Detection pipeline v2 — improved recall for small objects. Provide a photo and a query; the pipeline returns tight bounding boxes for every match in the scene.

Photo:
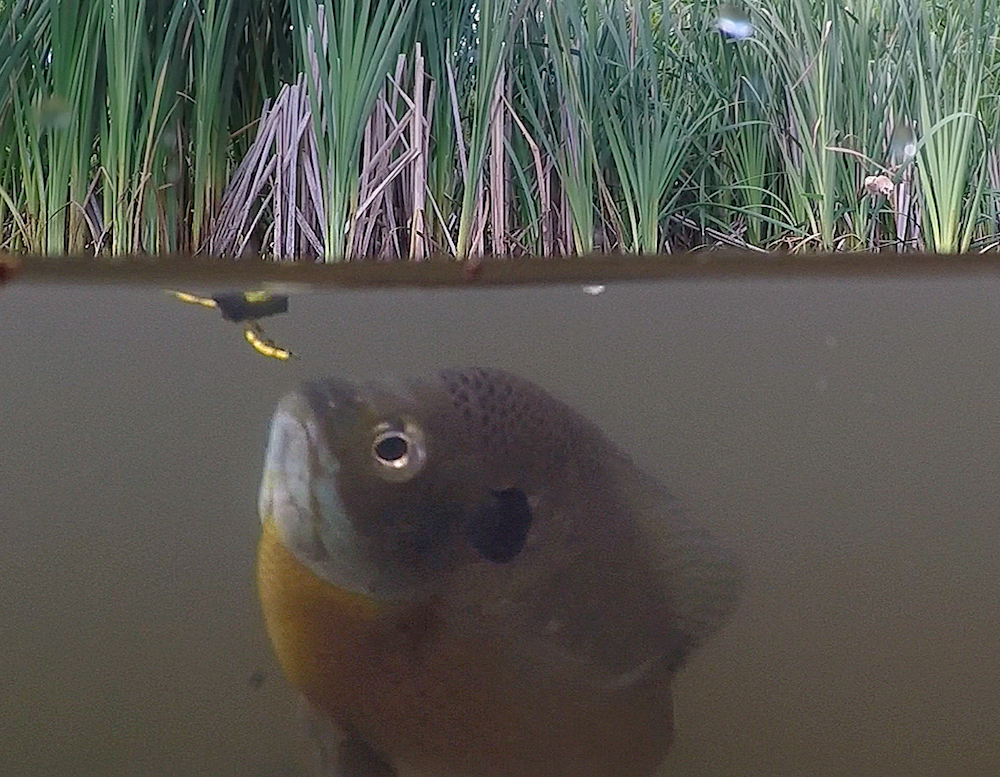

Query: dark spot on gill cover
[464,488,533,563]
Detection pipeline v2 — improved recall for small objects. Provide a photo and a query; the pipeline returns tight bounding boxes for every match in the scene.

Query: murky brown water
[2,272,998,776]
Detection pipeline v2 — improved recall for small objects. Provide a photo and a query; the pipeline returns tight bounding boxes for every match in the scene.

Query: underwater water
[1,266,998,777]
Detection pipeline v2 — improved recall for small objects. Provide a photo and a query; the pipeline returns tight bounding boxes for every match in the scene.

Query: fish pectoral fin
[337,738,398,777]
[567,655,660,692]
[299,696,397,777]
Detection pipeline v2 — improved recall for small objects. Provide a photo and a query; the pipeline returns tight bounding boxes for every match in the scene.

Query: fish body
[257,368,741,777]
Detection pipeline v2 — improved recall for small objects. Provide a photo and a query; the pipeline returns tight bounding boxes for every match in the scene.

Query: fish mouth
[258,385,399,599]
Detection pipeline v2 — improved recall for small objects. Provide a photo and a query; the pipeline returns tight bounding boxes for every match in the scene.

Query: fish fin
[650,503,744,672]
[299,696,397,777]
[582,523,741,686]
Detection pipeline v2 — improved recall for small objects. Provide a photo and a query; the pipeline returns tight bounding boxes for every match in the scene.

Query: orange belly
[256,519,674,777]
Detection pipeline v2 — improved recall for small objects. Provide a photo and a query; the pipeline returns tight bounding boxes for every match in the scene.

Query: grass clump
[2,0,1000,259]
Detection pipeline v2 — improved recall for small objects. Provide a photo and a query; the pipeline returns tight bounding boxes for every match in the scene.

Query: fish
[256,367,742,777]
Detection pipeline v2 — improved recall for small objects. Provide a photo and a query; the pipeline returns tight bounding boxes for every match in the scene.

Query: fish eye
[371,421,427,482]
[374,434,408,462]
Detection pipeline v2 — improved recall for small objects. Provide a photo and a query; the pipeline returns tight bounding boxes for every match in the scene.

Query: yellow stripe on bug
[244,325,294,360]
[166,289,218,309]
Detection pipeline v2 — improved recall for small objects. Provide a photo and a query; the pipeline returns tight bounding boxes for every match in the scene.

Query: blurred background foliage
[1,0,1000,259]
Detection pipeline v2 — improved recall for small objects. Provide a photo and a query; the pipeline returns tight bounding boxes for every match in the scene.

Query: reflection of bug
[167,289,295,361]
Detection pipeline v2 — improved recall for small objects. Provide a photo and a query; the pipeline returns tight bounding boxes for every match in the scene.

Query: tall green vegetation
[294,0,416,258]
[910,0,992,253]
[2,0,1000,258]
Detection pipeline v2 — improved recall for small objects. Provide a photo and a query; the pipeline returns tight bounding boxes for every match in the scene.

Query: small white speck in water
[582,285,606,295]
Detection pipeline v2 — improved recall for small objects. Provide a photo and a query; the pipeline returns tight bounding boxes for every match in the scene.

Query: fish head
[258,373,511,602]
